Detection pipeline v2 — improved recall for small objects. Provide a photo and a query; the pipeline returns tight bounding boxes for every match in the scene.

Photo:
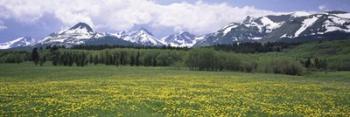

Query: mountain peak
[41,22,96,46]
[178,31,191,35]
[68,22,94,33]
[243,16,254,23]
[137,28,153,36]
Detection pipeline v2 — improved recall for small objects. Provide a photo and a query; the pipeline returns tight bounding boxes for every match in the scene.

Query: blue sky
[0,0,349,43]
[157,0,350,12]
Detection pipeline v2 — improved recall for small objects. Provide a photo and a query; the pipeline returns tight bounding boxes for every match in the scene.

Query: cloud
[0,0,278,35]
[318,5,327,11]
[0,21,6,31]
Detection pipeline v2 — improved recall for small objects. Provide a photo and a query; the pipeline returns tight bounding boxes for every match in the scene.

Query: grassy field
[0,63,350,116]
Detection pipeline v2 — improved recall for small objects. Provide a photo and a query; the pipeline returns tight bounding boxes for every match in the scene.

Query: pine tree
[136,51,140,66]
[51,48,60,66]
[130,53,135,66]
[31,48,40,65]
[314,57,321,69]
[305,58,312,68]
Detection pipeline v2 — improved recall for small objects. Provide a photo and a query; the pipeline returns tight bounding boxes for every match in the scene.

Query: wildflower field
[0,63,349,116]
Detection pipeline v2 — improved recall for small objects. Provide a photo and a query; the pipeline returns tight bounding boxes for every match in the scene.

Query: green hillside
[285,39,350,70]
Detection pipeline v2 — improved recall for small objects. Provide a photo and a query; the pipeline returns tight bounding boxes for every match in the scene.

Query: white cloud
[0,0,278,35]
[318,5,327,11]
[0,21,6,31]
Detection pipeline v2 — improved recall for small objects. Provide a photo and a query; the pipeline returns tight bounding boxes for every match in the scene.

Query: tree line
[211,42,300,53]
[28,47,332,76]
[37,47,184,67]
[185,48,307,75]
[0,44,333,76]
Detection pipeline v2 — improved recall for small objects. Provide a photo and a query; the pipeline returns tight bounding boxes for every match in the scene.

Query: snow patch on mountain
[241,16,284,34]
[259,17,284,33]
[222,23,239,36]
[294,16,319,37]
[324,15,350,33]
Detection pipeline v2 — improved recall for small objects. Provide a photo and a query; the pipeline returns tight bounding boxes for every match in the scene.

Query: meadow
[0,63,350,116]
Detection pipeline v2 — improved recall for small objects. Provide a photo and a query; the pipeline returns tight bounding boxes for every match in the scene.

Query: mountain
[40,24,198,47]
[122,28,165,46]
[161,31,203,47]
[0,37,36,49]
[39,22,133,47]
[196,11,350,46]
[39,23,163,47]
[40,22,99,47]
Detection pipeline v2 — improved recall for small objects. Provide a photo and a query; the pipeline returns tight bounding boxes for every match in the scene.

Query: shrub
[185,49,219,71]
[218,53,241,71]
[269,59,306,76]
[240,61,257,73]
[156,51,182,66]
[186,49,243,72]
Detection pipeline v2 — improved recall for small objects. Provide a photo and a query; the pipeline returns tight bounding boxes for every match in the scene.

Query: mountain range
[1,11,350,49]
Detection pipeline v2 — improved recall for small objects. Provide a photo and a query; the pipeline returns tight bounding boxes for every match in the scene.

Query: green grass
[0,63,350,116]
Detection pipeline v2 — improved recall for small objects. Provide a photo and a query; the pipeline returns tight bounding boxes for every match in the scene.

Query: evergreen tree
[130,53,135,66]
[31,48,40,65]
[314,57,321,69]
[305,58,312,68]
[51,48,60,66]
[136,51,140,66]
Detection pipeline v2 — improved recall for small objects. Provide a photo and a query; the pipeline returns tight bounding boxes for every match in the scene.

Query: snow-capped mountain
[161,31,202,47]
[40,22,112,47]
[39,23,164,47]
[122,28,165,46]
[196,11,350,46]
[0,37,36,49]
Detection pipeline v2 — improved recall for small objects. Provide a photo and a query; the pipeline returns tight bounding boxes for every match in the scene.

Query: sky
[0,0,349,43]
